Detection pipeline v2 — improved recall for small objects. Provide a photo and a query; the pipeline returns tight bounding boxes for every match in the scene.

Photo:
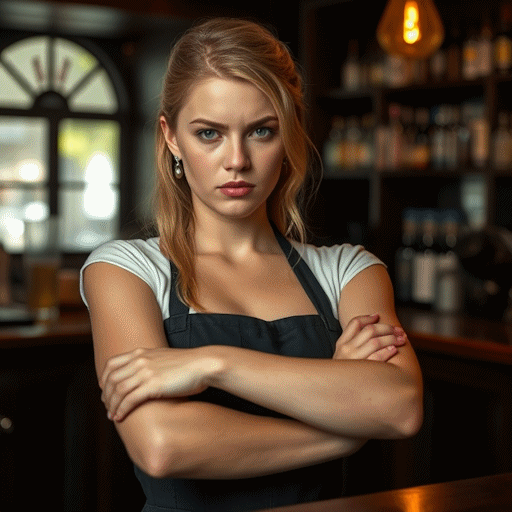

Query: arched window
[0,35,126,253]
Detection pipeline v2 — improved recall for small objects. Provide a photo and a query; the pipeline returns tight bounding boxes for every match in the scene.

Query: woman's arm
[101,264,422,440]
[206,265,422,438]
[84,262,365,479]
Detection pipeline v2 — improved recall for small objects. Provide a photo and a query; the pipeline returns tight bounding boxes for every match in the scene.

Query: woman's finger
[102,359,143,405]
[100,348,145,389]
[341,313,380,343]
[336,332,400,360]
[350,323,397,349]
[367,345,398,362]
[110,381,154,421]
[106,372,145,419]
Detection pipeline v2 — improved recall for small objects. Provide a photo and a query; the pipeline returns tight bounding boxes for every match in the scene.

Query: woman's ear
[160,115,181,158]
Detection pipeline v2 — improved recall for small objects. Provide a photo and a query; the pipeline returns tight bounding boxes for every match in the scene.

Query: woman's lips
[219,181,255,197]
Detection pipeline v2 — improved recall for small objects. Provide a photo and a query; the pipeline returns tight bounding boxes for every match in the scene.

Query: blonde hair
[154,17,318,310]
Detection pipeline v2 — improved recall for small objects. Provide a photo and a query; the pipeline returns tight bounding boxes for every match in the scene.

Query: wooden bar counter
[259,472,512,512]
[0,308,92,347]
[398,306,512,365]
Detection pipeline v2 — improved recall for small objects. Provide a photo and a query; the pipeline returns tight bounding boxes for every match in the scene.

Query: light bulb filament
[404,1,421,44]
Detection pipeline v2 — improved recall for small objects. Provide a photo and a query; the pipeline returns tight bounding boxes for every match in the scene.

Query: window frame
[0,31,131,259]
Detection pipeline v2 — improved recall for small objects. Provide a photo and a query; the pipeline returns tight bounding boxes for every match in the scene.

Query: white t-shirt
[79,237,385,321]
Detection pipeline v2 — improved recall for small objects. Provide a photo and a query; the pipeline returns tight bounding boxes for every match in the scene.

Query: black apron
[135,227,344,512]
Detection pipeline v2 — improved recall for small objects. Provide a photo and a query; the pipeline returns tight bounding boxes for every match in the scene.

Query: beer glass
[24,216,60,322]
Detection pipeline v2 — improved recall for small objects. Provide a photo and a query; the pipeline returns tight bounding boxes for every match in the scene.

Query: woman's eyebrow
[189,115,279,130]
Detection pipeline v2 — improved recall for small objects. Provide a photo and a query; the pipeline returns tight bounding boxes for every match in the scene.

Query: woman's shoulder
[82,237,169,276]
[291,240,385,274]
[80,237,171,310]
[290,240,386,309]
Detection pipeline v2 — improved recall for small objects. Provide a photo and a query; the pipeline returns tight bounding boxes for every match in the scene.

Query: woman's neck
[193,213,281,259]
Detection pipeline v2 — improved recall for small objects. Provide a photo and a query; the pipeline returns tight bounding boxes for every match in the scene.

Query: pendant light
[376,0,445,59]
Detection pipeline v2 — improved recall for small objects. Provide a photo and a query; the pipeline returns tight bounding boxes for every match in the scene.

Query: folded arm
[84,262,365,479]
[98,262,423,437]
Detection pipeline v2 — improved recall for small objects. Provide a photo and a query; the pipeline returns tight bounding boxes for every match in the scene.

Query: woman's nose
[224,139,250,171]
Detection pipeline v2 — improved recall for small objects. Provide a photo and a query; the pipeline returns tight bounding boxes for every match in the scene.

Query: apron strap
[271,223,341,334]
[166,260,189,332]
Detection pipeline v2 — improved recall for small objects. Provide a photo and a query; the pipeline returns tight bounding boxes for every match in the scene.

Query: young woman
[81,17,423,512]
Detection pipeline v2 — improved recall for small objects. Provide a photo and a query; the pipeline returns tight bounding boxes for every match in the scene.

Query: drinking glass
[24,216,61,322]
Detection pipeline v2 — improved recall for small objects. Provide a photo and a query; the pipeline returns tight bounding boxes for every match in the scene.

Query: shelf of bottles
[395,207,464,314]
[304,0,512,320]
[394,206,512,321]
[321,1,512,178]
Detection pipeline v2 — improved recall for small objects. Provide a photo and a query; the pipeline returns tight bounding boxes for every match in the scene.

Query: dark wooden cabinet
[0,316,145,512]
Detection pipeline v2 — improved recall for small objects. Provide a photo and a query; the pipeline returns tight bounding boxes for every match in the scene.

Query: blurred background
[1,1,512,510]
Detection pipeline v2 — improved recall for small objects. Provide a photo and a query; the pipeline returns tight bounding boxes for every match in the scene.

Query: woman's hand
[100,347,221,422]
[333,313,406,362]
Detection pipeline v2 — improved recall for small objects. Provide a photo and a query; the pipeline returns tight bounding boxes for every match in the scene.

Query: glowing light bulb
[377,0,444,59]
[403,2,421,44]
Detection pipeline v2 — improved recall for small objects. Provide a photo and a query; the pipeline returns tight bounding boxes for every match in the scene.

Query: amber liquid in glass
[27,259,59,317]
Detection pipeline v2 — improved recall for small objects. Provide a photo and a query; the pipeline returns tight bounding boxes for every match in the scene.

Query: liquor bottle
[444,105,459,170]
[359,114,375,170]
[457,104,472,168]
[395,208,420,305]
[462,24,480,80]
[400,106,416,169]
[476,18,493,77]
[345,116,362,171]
[494,1,512,75]
[412,209,440,309]
[470,103,490,168]
[387,103,403,170]
[435,209,463,313]
[374,118,388,172]
[446,23,462,82]
[342,39,360,91]
[323,117,345,173]
[430,105,446,170]
[492,111,512,170]
[413,107,431,170]
[430,46,447,82]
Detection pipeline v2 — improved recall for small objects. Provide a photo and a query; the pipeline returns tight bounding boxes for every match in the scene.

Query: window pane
[0,65,33,108]
[59,118,120,184]
[59,187,119,251]
[0,187,48,252]
[68,68,118,113]
[0,117,48,183]
[2,36,49,94]
[54,38,98,96]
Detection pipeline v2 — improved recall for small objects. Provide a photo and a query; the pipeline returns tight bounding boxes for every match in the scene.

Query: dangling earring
[174,155,183,179]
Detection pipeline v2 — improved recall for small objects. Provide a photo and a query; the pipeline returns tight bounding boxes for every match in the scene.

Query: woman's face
[161,78,285,224]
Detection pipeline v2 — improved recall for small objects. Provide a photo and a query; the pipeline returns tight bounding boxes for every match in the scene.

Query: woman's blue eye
[199,129,218,140]
[254,127,272,138]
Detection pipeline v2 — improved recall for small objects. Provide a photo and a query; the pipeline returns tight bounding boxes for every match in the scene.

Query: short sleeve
[79,238,171,318]
[291,241,386,320]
